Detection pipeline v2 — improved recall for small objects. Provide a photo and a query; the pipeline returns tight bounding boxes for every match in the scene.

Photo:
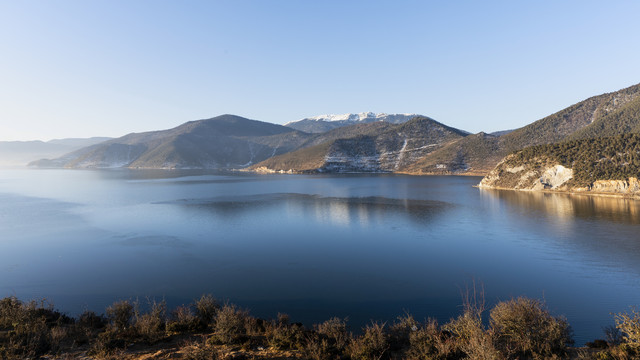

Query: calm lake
[1,169,639,344]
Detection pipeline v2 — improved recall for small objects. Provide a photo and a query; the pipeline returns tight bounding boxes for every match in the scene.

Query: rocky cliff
[480,159,640,196]
[478,155,575,191]
[587,178,640,195]
[478,134,640,197]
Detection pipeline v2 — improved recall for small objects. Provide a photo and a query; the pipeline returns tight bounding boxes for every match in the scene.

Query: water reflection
[119,169,236,181]
[128,176,258,185]
[479,189,640,225]
[3,170,640,345]
[116,235,192,248]
[161,193,453,227]
[479,188,640,276]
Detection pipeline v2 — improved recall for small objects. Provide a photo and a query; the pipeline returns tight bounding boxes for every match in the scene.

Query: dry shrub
[315,317,350,352]
[303,317,349,360]
[6,316,51,358]
[106,300,134,332]
[406,318,458,360]
[266,313,305,350]
[591,345,636,360]
[605,307,640,359]
[572,348,597,360]
[615,307,640,349]
[245,316,267,336]
[168,304,198,333]
[134,299,167,343]
[266,323,305,350]
[167,295,218,334]
[389,313,418,351]
[444,283,499,360]
[195,294,219,328]
[445,308,499,360]
[88,329,127,357]
[0,297,59,358]
[102,298,168,346]
[212,303,248,344]
[49,325,70,353]
[490,297,573,359]
[604,324,623,346]
[70,310,107,346]
[27,299,72,326]
[347,321,389,360]
[303,334,333,360]
[0,296,26,329]
[277,312,290,325]
[78,310,107,329]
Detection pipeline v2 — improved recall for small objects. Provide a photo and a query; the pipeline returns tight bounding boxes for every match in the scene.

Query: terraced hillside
[251,116,467,173]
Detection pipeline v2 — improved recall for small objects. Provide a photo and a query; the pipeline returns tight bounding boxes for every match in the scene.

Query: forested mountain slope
[252,116,467,173]
[408,83,640,175]
[30,115,311,169]
[479,133,640,195]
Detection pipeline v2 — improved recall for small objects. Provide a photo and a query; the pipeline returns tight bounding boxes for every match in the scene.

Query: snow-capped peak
[286,112,421,125]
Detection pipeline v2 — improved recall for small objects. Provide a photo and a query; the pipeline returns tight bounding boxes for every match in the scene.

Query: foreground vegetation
[1,294,639,359]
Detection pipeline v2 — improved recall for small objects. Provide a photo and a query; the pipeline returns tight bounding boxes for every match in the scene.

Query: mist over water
[1,169,639,344]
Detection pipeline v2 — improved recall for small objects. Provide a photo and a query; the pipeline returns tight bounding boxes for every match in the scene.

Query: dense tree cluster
[509,133,640,187]
[501,84,640,154]
[570,91,640,140]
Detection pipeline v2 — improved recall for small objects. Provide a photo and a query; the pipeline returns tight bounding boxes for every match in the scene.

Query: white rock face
[531,165,574,190]
[506,165,525,173]
[481,158,640,197]
[478,156,574,191]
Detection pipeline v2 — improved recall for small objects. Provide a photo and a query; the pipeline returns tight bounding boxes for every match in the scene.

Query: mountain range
[403,82,640,175]
[26,82,640,178]
[253,116,466,173]
[30,115,310,169]
[0,137,111,167]
[284,112,422,133]
[253,82,640,175]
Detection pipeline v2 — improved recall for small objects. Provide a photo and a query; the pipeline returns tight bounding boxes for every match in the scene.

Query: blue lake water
[1,169,639,344]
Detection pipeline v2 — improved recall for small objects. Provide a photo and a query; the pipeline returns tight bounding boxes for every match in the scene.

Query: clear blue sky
[1,0,639,141]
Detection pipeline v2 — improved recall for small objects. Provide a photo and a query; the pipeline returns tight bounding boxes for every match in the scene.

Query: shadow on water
[159,193,454,227]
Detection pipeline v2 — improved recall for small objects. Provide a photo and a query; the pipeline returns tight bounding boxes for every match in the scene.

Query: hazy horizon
[2,1,639,141]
